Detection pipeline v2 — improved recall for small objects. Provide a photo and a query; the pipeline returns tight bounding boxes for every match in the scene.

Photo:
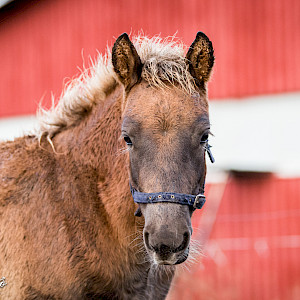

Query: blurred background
[0,0,299,299]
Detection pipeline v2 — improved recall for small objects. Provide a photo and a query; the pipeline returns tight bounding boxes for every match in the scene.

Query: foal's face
[112,32,214,265]
[122,82,210,264]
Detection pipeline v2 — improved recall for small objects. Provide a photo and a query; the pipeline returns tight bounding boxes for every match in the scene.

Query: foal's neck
[54,87,122,171]
[53,86,140,246]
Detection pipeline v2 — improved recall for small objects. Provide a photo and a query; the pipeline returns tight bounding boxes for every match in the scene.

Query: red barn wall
[0,0,300,117]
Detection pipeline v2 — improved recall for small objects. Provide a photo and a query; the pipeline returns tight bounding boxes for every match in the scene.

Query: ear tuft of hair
[112,33,143,91]
[186,32,214,86]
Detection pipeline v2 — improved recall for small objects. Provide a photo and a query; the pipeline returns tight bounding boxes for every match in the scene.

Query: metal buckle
[194,194,202,209]
[193,194,205,209]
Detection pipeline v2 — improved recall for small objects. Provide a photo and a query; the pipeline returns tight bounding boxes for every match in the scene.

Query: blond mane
[38,35,197,138]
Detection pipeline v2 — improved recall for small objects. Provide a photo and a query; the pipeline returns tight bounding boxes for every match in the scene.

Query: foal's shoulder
[0,136,56,205]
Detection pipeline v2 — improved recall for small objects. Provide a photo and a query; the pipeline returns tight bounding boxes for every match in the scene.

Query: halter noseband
[131,142,215,216]
[131,186,206,209]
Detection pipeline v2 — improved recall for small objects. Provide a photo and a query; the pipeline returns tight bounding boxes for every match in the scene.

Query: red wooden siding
[0,0,300,117]
[168,176,300,300]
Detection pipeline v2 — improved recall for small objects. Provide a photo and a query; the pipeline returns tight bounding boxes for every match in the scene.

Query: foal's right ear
[112,33,142,91]
[186,32,214,87]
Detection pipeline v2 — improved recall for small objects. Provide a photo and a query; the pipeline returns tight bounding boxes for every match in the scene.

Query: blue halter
[130,142,215,216]
[130,185,206,209]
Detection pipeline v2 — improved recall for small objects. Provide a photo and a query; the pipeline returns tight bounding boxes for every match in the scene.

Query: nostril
[174,231,190,253]
[183,231,189,239]
[144,231,152,250]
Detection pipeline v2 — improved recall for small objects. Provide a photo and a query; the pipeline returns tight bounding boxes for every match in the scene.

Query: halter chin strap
[131,142,214,216]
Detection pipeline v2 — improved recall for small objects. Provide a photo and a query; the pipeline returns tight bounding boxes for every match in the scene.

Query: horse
[0,32,214,299]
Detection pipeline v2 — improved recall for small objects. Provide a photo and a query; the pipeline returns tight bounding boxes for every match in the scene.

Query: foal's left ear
[112,33,142,91]
[186,32,214,86]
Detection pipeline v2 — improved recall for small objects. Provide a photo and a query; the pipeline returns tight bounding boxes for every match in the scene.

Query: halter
[131,142,215,216]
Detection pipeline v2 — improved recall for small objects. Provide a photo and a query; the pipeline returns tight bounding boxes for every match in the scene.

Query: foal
[0,32,214,299]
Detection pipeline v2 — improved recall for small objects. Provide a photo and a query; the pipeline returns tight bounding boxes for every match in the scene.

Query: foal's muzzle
[143,221,191,265]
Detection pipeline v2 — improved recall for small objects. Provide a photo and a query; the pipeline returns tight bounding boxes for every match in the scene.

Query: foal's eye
[200,133,209,144]
[124,136,133,146]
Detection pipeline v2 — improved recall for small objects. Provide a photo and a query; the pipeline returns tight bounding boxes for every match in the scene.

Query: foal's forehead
[124,82,209,128]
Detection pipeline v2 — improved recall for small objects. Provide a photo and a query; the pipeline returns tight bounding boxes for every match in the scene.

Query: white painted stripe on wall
[0,115,39,141]
[206,92,300,179]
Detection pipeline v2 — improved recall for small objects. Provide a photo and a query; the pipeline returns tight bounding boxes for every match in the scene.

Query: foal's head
[112,33,214,265]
